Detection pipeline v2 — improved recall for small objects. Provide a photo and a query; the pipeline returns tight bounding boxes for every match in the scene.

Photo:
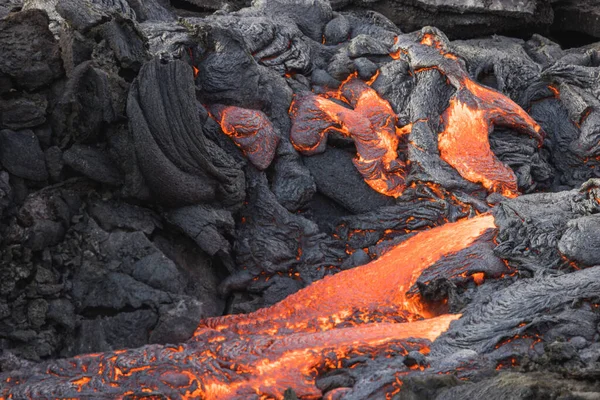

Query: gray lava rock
[0,93,47,130]
[149,298,205,344]
[342,0,554,39]
[303,147,395,214]
[65,310,157,356]
[131,252,184,295]
[165,205,234,258]
[27,299,48,328]
[553,0,600,39]
[0,129,48,181]
[0,9,64,90]
[88,198,159,234]
[559,214,600,266]
[51,62,115,144]
[63,144,122,185]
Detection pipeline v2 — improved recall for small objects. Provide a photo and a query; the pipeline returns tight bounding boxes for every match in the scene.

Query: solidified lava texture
[209,105,280,170]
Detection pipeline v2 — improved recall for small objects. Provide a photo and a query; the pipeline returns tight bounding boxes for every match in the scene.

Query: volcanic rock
[303,147,395,213]
[558,214,600,266]
[0,93,47,130]
[51,62,115,144]
[63,144,123,185]
[0,9,64,91]
[341,0,554,39]
[127,58,245,207]
[553,0,600,39]
[0,129,48,181]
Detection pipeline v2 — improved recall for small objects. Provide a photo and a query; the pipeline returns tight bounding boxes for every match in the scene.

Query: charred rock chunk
[0,9,64,91]
[252,0,333,42]
[63,144,123,185]
[553,0,600,40]
[343,0,553,39]
[51,62,115,144]
[55,0,110,32]
[0,129,48,182]
[164,204,234,259]
[127,58,245,207]
[303,147,394,213]
[0,93,47,130]
[88,197,159,234]
[92,16,149,72]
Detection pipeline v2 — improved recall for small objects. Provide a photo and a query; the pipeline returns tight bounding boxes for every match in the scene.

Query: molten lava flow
[438,79,544,197]
[1,208,493,400]
[290,78,407,197]
[197,214,496,336]
[209,104,280,170]
[401,31,546,197]
[0,316,459,400]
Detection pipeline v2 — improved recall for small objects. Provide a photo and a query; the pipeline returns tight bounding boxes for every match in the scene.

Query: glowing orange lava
[197,214,495,336]
[290,78,407,197]
[406,31,546,197]
[209,105,280,170]
[438,78,544,197]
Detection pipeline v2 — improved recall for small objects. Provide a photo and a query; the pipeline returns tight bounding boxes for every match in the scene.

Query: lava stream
[197,214,496,336]
[0,316,458,400]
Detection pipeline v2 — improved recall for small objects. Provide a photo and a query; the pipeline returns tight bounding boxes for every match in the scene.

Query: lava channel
[197,214,496,336]
[1,215,495,400]
[0,316,458,400]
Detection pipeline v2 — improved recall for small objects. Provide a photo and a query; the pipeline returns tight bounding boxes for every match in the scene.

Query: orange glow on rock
[210,105,280,170]
[471,272,485,285]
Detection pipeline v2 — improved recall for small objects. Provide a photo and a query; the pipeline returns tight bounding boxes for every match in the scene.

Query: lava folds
[413,31,545,197]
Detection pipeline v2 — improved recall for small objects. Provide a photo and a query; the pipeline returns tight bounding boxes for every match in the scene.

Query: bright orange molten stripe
[197,214,496,335]
[201,315,460,400]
